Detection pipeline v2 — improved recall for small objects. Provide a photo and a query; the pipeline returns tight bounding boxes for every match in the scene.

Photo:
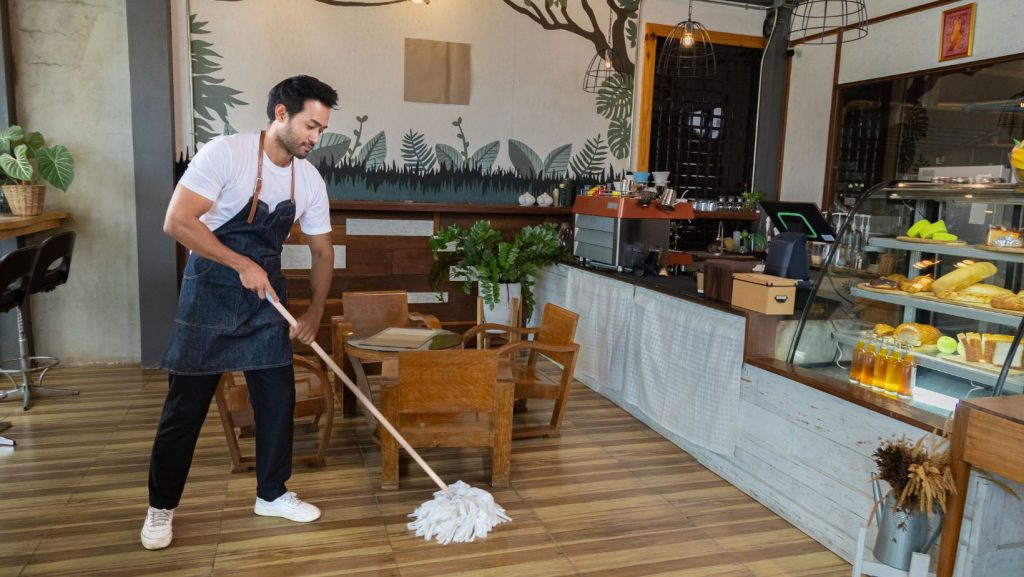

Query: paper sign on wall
[404,38,470,105]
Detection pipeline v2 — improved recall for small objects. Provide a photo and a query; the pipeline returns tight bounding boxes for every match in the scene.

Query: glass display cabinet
[787,181,1024,417]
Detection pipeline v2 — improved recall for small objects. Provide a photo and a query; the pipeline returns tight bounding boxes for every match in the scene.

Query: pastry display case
[786,181,1024,417]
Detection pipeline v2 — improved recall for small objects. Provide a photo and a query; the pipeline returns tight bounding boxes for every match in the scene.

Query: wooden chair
[330,290,441,416]
[214,355,335,473]
[463,303,580,439]
[379,350,513,489]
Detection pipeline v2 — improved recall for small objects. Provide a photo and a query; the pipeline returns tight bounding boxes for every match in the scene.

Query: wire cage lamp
[583,8,624,94]
[790,0,868,45]
[656,0,716,78]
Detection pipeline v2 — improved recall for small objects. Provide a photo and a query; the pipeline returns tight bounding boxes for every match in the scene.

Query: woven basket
[2,184,45,216]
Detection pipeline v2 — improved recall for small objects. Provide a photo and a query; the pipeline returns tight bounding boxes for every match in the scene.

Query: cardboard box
[731,273,798,315]
[696,271,704,293]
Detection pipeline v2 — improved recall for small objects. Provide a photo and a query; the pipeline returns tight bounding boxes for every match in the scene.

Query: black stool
[0,231,79,410]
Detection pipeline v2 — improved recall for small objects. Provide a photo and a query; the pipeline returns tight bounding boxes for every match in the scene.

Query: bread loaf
[930,262,998,296]
[893,323,941,346]
[958,283,1013,298]
[992,294,1024,312]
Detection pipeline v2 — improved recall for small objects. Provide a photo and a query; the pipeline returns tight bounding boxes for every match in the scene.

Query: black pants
[148,364,296,509]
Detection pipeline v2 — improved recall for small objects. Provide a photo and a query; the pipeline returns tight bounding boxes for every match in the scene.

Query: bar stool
[0,231,79,410]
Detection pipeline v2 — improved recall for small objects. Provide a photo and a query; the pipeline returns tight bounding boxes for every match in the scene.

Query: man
[141,75,337,550]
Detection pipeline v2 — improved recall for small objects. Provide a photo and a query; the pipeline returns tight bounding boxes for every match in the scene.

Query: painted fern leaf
[570,133,609,178]
[608,117,631,160]
[401,130,436,172]
[308,132,351,168]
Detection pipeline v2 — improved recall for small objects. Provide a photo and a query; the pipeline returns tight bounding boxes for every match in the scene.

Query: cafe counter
[533,264,1024,576]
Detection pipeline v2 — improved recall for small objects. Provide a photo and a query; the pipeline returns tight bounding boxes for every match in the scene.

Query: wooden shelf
[693,211,760,221]
[328,200,572,215]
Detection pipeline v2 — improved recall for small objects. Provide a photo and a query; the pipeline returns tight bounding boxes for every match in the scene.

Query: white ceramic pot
[536,192,554,207]
[479,282,522,326]
[518,192,536,206]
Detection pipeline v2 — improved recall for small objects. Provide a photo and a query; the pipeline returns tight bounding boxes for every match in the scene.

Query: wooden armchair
[214,355,335,473]
[379,350,513,489]
[463,303,580,439]
[330,290,441,415]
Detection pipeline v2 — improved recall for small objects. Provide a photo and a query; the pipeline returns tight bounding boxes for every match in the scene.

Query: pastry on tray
[898,275,933,294]
[874,323,895,337]
[939,283,1015,303]
[892,323,941,346]
[931,262,997,296]
[987,226,1024,248]
[991,294,1024,312]
[988,334,1024,368]
[958,332,983,362]
[867,277,900,290]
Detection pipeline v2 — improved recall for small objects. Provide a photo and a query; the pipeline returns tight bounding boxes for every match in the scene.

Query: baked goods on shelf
[874,323,895,337]
[930,262,998,297]
[987,226,1023,248]
[892,323,941,346]
[940,283,1015,303]
[991,294,1024,312]
[898,275,933,294]
[958,332,983,362]
[955,332,1024,367]
[867,277,900,290]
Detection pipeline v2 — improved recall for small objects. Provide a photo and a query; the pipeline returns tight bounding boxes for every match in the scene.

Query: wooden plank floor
[0,365,851,577]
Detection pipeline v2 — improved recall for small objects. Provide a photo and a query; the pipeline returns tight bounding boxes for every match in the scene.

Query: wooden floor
[0,365,851,577]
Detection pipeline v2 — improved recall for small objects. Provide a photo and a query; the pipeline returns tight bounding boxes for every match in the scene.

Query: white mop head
[407,480,511,544]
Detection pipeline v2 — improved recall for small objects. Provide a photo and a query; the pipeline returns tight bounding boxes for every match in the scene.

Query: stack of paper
[359,327,440,350]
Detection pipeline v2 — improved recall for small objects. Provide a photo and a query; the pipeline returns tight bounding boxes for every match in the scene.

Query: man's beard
[277,125,309,160]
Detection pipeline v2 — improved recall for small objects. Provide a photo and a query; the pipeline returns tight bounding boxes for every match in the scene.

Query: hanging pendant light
[657,0,716,78]
[583,9,622,94]
[790,0,868,45]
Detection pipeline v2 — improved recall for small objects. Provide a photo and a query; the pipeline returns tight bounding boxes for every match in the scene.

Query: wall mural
[186,1,639,203]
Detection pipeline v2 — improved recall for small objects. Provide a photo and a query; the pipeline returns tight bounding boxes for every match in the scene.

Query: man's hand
[237,260,279,302]
[290,308,322,344]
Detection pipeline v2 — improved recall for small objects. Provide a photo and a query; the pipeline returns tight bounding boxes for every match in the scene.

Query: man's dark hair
[266,75,339,121]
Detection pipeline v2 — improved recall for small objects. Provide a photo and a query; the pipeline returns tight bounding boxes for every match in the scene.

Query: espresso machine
[573,194,694,273]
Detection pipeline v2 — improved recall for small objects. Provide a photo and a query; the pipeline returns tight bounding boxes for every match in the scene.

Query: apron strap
[246,130,296,224]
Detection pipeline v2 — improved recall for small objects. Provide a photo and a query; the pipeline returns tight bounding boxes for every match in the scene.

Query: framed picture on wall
[939,3,976,62]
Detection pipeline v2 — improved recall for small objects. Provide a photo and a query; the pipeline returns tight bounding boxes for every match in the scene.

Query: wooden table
[0,211,70,242]
[343,329,464,430]
[937,396,1024,577]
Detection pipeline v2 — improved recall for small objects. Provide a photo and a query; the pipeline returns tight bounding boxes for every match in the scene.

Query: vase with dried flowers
[870,432,955,570]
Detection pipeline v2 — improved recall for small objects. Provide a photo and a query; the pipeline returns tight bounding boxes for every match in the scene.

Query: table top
[344,328,463,362]
[0,210,69,241]
[962,395,1024,427]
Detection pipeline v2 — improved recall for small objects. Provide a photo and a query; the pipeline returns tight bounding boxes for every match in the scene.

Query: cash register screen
[758,201,836,242]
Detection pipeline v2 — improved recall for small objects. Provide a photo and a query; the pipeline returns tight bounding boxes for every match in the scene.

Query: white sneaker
[140,506,174,550]
[254,491,321,522]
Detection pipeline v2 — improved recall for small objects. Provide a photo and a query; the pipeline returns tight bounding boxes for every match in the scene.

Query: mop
[268,297,510,544]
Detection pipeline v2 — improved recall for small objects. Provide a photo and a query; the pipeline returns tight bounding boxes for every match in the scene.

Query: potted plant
[740,188,765,212]
[0,125,74,216]
[429,220,566,323]
[870,432,955,570]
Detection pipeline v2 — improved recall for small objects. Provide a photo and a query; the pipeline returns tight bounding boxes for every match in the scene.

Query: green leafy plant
[428,220,567,317]
[190,14,246,144]
[741,188,765,211]
[0,125,74,191]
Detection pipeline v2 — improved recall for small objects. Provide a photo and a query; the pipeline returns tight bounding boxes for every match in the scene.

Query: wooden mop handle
[268,297,453,497]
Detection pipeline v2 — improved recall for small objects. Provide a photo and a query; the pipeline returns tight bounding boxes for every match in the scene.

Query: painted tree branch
[501,0,635,76]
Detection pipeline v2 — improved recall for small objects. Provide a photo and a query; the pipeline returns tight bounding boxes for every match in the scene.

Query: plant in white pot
[0,125,74,216]
[429,220,566,324]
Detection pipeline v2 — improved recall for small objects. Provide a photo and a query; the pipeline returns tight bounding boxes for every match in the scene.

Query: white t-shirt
[178,131,332,235]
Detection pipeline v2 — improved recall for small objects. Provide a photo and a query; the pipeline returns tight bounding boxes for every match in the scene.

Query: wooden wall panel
[282,204,572,329]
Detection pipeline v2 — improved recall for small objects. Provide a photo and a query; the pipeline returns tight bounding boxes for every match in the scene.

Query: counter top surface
[568,263,950,433]
[329,199,572,214]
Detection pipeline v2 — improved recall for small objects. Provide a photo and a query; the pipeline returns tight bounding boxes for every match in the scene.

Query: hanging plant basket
[2,184,45,216]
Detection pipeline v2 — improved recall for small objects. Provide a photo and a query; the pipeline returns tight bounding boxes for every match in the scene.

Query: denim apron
[162,131,295,375]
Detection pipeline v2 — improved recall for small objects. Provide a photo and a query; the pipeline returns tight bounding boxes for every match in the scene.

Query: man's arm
[164,184,278,302]
[290,232,333,344]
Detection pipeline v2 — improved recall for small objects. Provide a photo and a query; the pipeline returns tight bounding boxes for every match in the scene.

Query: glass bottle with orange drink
[899,350,916,398]
[884,343,903,395]
[872,338,891,390]
[859,339,877,387]
[849,333,866,384]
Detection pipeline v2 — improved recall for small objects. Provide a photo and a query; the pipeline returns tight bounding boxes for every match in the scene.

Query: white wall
[11,0,140,364]
[781,0,1024,205]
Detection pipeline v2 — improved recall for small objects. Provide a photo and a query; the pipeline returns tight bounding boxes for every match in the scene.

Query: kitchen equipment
[573,195,694,272]
[652,171,670,186]
[657,188,678,210]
